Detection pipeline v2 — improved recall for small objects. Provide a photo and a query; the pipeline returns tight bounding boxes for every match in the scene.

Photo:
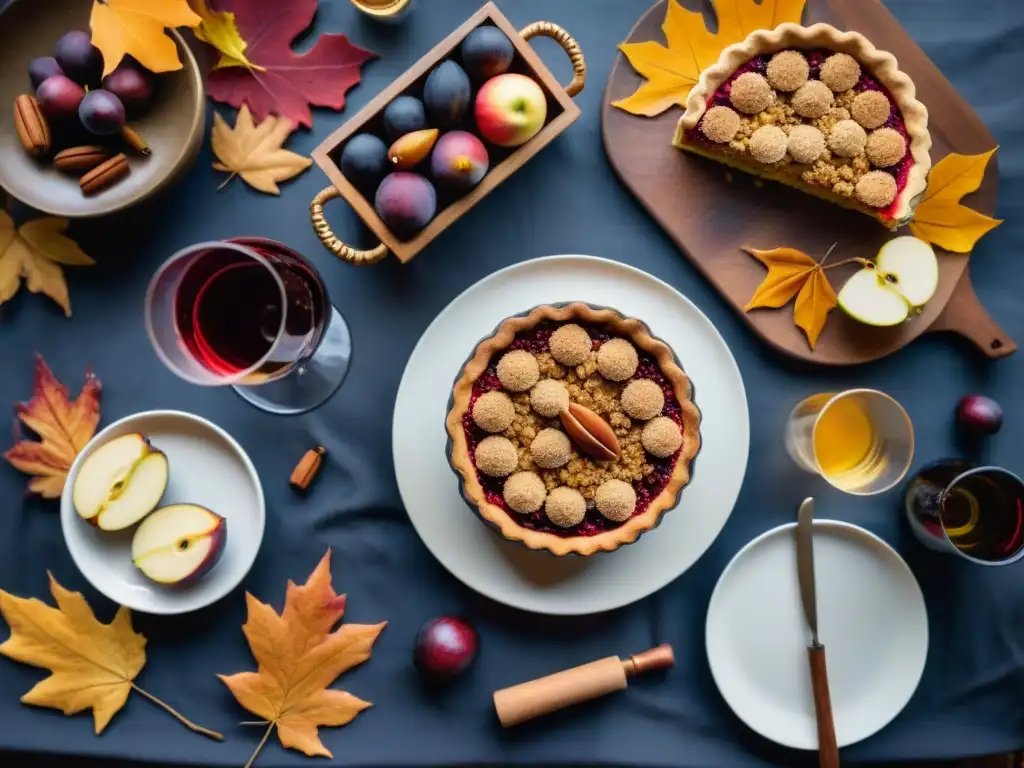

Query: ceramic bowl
[0,0,205,217]
[61,411,265,615]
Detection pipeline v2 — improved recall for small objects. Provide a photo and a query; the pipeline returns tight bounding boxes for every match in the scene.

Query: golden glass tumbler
[785,389,914,495]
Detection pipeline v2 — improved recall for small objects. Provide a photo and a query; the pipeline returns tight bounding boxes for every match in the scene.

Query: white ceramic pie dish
[60,410,264,614]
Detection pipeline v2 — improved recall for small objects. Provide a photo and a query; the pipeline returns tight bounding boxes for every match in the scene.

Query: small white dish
[61,411,264,615]
[393,254,749,615]
[706,520,928,750]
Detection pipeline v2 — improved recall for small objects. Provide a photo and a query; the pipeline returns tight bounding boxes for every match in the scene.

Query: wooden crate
[310,1,586,265]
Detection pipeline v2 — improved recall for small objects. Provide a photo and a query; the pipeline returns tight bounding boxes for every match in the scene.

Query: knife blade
[796,497,840,768]
[797,497,820,646]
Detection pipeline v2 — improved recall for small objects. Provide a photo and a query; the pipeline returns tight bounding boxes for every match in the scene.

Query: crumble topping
[476,435,518,477]
[642,417,683,458]
[473,390,515,433]
[851,90,890,129]
[596,479,637,522]
[855,170,898,207]
[865,127,906,168]
[828,119,867,158]
[549,323,591,366]
[787,124,826,164]
[819,53,861,92]
[530,378,570,418]
[701,106,741,143]
[767,51,809,92]
[596,338,639,381]
[730,72,775,114]
[545,487,586,528]
[621,379,665,421]
[749,125,788,164]
[503,471,546,514]
[497,349,539,392]
[531,428,572,469]
[791,80,833,119]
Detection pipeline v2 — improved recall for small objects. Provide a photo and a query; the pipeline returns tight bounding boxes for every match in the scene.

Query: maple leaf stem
[217,173,237,190]
[244,721,277,768]
[130,683,224,741]
[817,242,839,265]
[822,257,872,271]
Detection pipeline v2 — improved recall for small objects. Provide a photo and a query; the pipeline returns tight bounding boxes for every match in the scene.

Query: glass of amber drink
[785,389,914,496]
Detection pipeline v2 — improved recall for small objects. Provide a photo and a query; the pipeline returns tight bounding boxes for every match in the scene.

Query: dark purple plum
[460,27,514,81]
[375,173,436,239]
[79,89,126,136]
[54,30,104,88]
[29,57,64,90]
[36,75,86,119]
[339,133,388,195]
[431,131,489,192]
[102,65,154,114]
[957,394,1003,437]
[382,95,427,142]
[423,61,470,128]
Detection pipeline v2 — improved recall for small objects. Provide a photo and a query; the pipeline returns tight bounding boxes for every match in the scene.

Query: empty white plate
[393,255,749,615]
[706,520,928,750]
[61,411,265,614]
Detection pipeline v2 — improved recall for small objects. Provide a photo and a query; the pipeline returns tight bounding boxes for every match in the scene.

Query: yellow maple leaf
[189,0,261,71]
[90,0,202,77]
[0,573,221,739]
[744,246,837,350]
[212,105,312,195]
[909,148,1003,253]
[4,356,101,499]
[219,550,385,766]
[614,0,806,116]
[0,211,94,317]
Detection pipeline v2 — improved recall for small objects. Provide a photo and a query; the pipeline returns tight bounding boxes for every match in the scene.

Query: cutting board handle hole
[991,339,1004,350]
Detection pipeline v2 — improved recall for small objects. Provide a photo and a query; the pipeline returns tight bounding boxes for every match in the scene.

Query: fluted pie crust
[445,303,701,557]
[674,23,932,228]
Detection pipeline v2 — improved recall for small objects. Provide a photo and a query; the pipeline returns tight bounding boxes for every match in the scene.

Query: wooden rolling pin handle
[493,645,674,728]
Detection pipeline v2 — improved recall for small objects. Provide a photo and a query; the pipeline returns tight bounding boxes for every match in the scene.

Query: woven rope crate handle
[520,21,587,97]
[310,21,586,266]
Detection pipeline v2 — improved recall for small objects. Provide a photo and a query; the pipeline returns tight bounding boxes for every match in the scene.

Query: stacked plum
[339,25,551,239]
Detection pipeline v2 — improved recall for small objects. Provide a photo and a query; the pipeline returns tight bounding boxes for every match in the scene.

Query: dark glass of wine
[146,238,351,414]
[904,460,1024,565]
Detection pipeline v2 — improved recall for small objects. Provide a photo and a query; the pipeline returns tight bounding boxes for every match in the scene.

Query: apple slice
[838,267,910,327]
[876,236,939,308]
[73,433,169,531]
[131,504,227,586]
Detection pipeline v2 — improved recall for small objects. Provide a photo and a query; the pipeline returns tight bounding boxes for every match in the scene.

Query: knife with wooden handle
[797,497,840,768]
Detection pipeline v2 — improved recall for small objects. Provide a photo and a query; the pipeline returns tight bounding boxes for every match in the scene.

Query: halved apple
[73,433,169,531]
[131,504,227,585]
[838,236,939,327]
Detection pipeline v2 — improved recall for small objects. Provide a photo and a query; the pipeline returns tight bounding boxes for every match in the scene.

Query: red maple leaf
[206,0,375,129]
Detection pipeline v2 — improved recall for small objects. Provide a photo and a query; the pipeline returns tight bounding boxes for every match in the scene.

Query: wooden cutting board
[601,0,1015,365]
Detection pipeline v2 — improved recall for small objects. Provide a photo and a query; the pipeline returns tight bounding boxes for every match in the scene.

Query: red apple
[131,504,226,585]
[474,74,547,147]
[413,616,478,683]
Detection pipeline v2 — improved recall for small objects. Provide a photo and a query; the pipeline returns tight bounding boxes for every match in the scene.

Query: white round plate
[393,255,749,615]
[61,411,265,615]
[706,520,928,750]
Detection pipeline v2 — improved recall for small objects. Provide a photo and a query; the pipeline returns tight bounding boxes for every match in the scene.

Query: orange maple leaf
[4,356,101,498]
[744,247,838,350]
[614,0,806,116]
[909,148,1003,253]
[90,0,201,77]
[219,550,386,767]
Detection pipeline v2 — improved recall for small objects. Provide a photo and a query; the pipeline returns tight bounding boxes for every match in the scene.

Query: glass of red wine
[145,237,351,415]
[905,460,1024,565]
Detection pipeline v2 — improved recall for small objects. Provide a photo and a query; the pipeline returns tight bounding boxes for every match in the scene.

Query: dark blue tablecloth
[2,1,1023,766]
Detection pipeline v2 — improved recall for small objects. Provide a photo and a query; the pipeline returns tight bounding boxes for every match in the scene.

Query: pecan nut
[80,153,130,196]
[13,94,50,158]
[54,145,113,174]
[559,402,621,461]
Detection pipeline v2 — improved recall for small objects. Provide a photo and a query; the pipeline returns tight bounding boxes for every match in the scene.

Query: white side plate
[706,520,928,749]
[393,255,749,615]
[61,410,264,615]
